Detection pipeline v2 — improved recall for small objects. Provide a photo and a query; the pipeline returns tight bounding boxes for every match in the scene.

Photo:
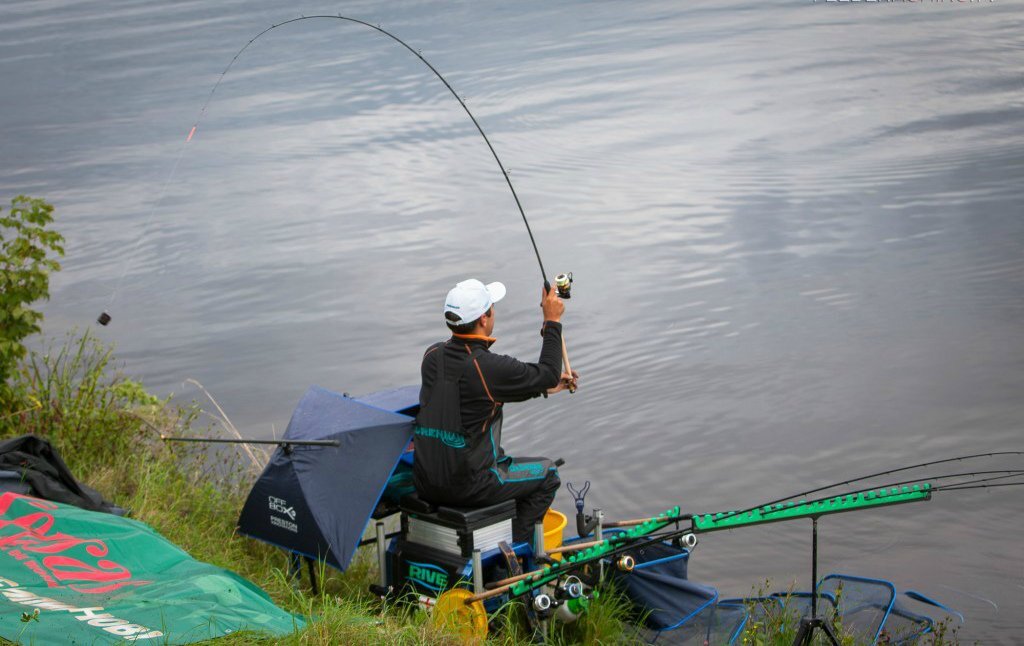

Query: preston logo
[508,462,545,478]
[406,561,449,592]
[414,426,466,449]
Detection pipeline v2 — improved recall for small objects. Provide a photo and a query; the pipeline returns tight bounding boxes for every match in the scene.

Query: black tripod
[791,517,840,646]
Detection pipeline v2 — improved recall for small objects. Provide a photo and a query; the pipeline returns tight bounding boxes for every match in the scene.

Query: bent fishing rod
[101,15,567,320]
[99,15,579,391]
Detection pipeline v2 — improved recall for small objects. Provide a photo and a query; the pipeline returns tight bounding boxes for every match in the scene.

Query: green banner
[0,492,302,644]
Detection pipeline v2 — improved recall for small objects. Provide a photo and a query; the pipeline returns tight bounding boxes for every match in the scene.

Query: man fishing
[413,279,577,544]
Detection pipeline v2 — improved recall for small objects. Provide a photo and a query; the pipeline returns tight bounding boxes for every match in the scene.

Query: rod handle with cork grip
[553,273,577,394]
[561,337,576,394]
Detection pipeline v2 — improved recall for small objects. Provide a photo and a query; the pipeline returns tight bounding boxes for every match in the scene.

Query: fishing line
[934,481,1024,493]
[749,470,1024,514]
[731,451,1024,518]
[936,584,999,611]
[929,470,1024,489]
[101,14,548,325]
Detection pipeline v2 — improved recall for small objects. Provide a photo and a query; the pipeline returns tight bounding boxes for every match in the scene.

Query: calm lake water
[2,0,1022,641]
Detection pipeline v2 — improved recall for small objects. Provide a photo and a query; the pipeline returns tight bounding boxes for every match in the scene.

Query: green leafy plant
[0,195,64,401]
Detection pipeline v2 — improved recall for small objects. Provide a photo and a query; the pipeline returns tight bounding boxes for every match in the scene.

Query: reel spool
[554,272,573,299]
[557,575,584,600]
[616,554,636,572]
[532,593,553,614]
[432,589,488,642]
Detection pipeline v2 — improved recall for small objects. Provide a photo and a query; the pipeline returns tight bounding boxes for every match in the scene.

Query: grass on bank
[0,331,961,645]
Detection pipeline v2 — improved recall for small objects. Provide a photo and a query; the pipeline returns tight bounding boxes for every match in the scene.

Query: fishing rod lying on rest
[468,482,934,605]
[466,466,1024,613]
[160,435,339,454]
[428,457,1024,645]
[459,463,1024,643]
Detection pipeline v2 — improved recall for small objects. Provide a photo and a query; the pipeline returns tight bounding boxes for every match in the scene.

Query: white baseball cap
[444,279,506,325]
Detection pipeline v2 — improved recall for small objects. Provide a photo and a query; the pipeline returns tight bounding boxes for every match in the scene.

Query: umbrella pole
[306,558,319,596]
[376,522,388,588]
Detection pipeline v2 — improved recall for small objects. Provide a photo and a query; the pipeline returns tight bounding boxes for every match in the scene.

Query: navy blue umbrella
[238,385,415,571]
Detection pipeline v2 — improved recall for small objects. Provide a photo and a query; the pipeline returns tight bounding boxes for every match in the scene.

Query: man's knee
[531,470,559,508]
[545,469,561,495]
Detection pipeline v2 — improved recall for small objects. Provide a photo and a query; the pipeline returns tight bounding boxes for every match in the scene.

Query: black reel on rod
[554,272,573,299]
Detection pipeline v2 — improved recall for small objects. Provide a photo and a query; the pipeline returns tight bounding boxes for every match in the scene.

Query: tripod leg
[793,617,814,646]
[791,617,841,646]
[818,618,842,646]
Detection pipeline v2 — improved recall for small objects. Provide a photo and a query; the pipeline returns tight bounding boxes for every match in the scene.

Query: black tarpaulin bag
[0,434,121,514]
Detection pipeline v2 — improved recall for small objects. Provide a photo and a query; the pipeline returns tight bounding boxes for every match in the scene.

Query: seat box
[401,498,516,558]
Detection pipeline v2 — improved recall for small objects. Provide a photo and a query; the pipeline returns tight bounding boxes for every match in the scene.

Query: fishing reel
[532,576,594,623]
[555,575,584,601]
[554,272,573,299]
[674,532,698,550]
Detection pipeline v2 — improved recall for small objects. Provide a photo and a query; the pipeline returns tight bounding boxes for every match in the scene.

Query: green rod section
[692,483,932,533]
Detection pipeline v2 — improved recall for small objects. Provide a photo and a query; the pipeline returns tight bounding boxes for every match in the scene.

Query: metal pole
[472,549,484,593]
[811,517,819,619]
[533,523,546,559]
[376,522,387,588]
[161,436,339,446]
[306,558,319,596]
